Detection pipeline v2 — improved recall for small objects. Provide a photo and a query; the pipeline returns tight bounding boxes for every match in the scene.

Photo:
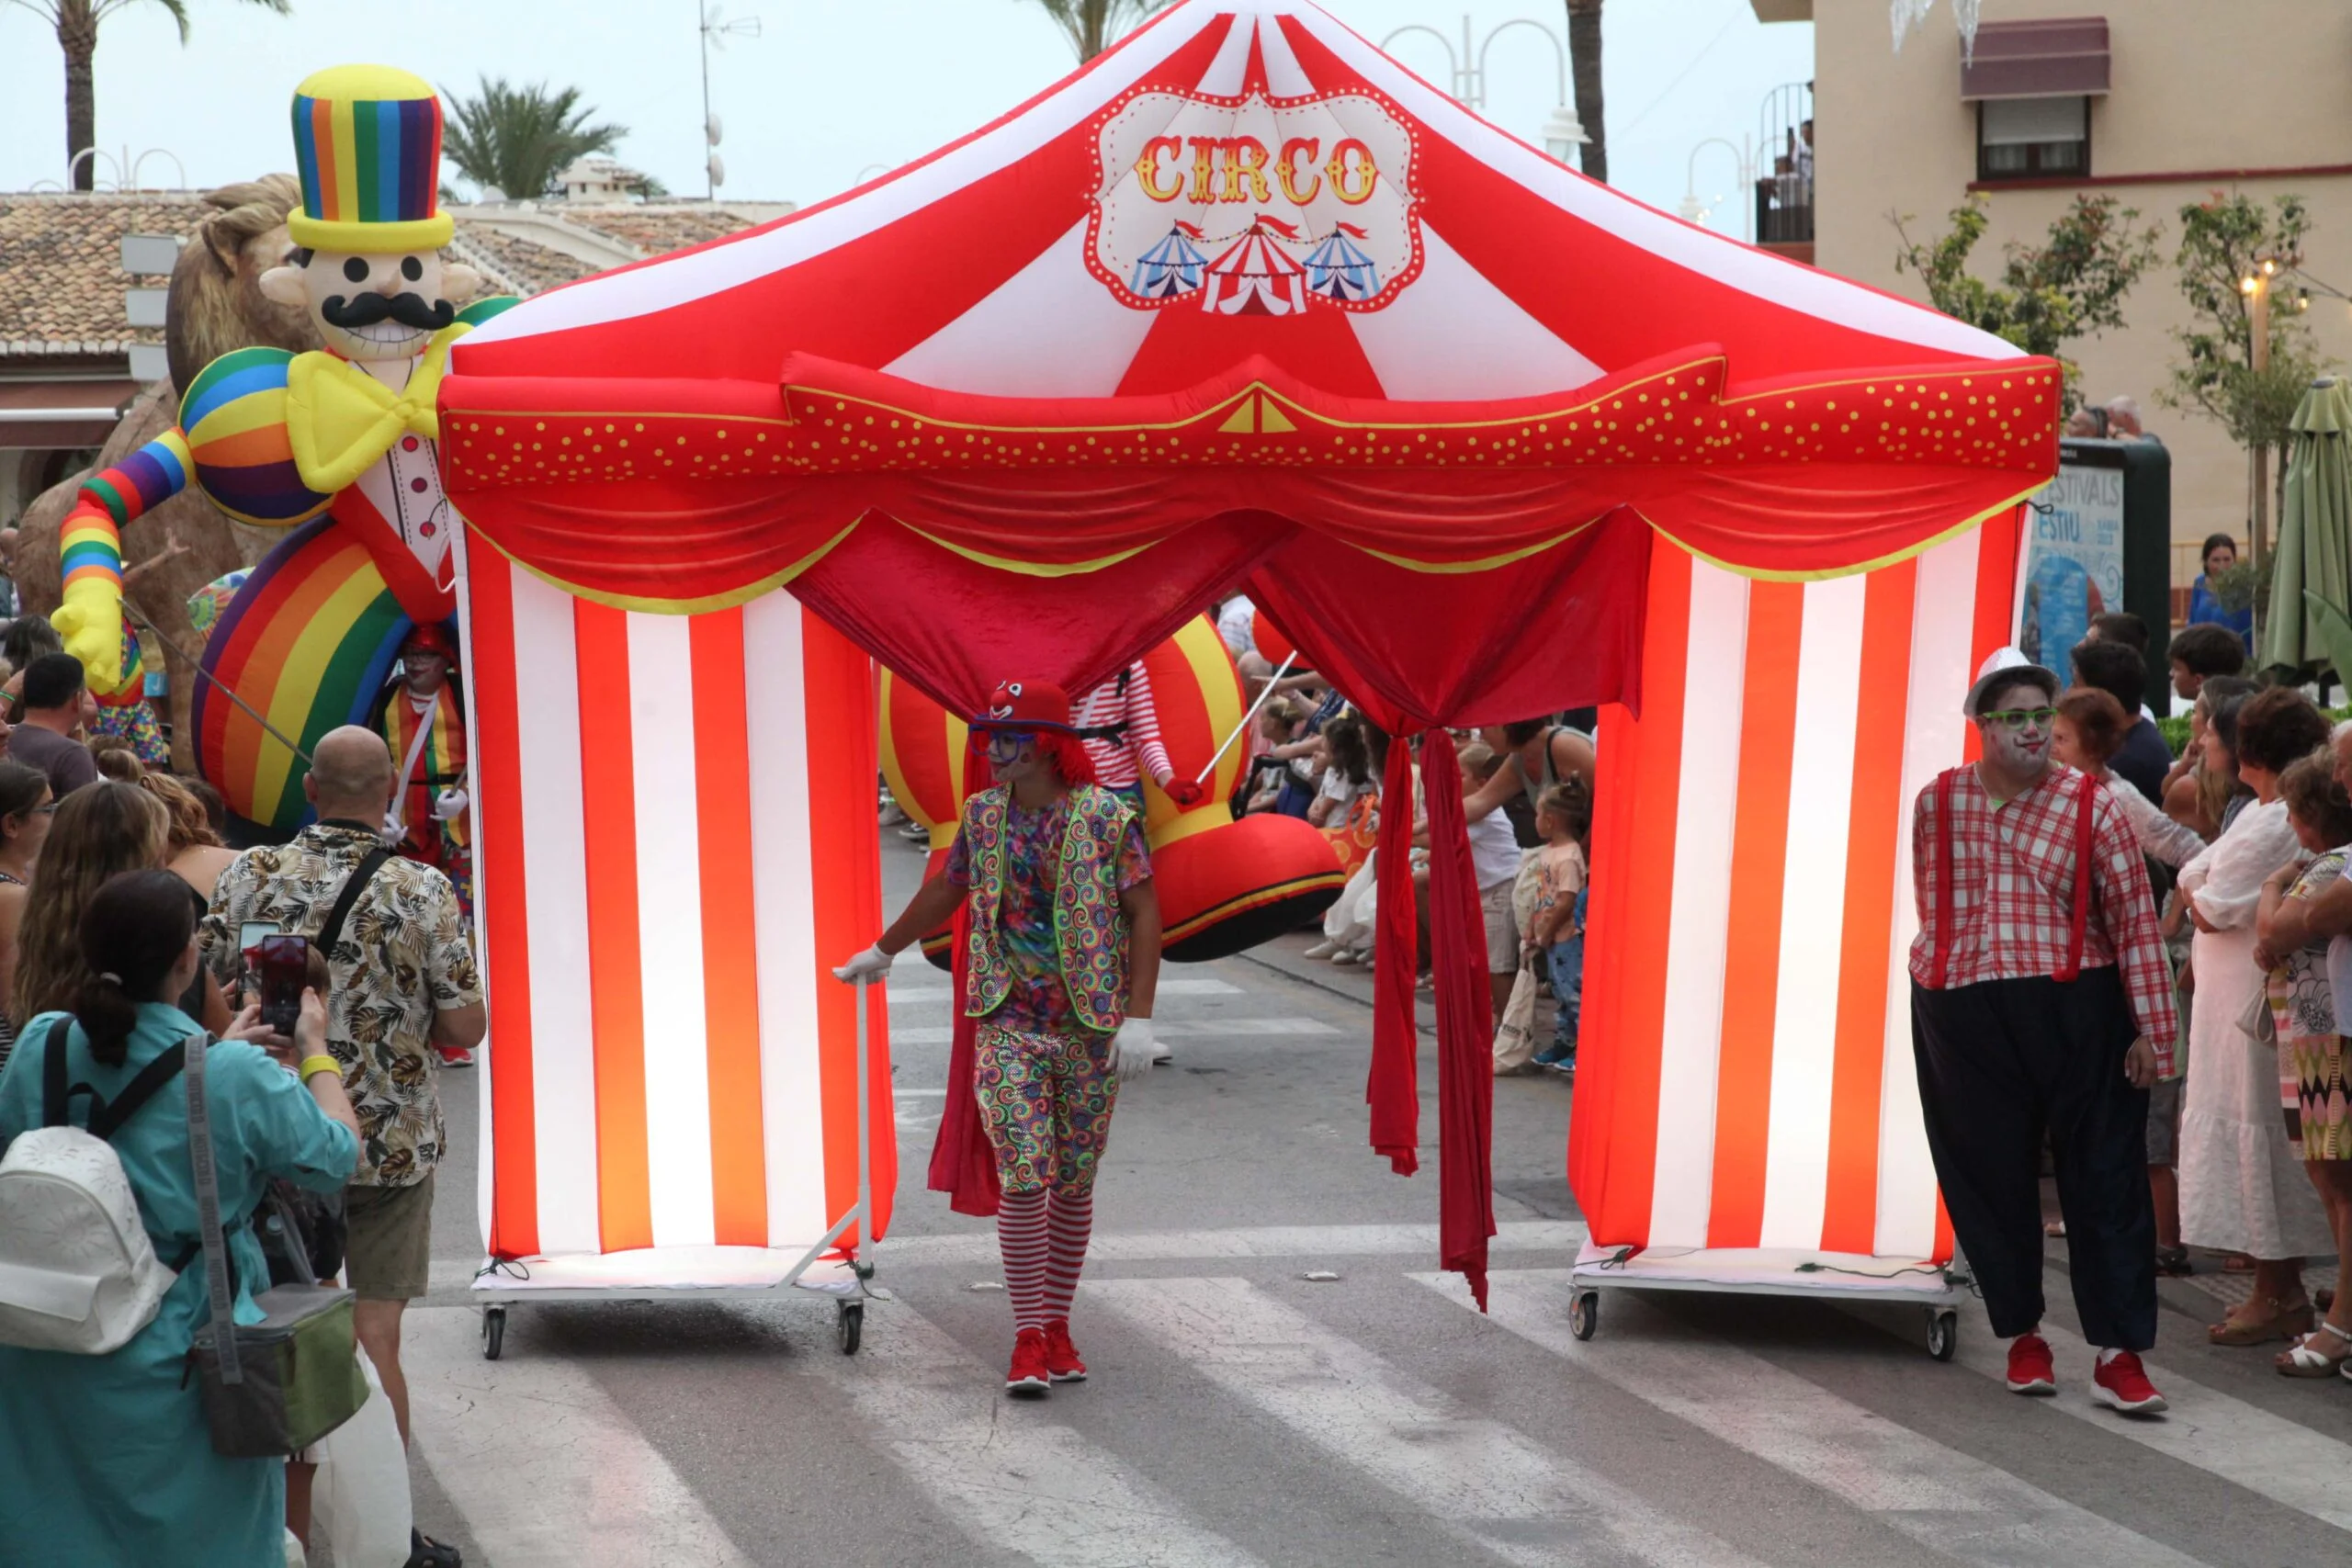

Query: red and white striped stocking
[1042,1187,1094,1325]
[997,1189,1050,1332]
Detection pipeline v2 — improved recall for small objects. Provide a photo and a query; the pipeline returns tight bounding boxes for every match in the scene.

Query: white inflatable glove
[831,943,894,984]
[434,787,469,821]
[1108,1016,1156,1078]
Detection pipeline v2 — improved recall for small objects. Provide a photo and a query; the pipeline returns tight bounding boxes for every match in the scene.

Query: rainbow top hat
[287,64,452,254]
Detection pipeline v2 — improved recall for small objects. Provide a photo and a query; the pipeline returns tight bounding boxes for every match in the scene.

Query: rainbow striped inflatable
[196,517,413,832]
[180,349,336,529]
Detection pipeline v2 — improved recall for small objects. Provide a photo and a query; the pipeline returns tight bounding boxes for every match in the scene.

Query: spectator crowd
[0,610,481,1568]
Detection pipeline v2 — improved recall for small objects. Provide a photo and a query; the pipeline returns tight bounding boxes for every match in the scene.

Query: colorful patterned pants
[975,1022,1119,1196]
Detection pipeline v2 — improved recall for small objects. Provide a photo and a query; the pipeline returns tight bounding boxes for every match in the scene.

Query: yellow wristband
[298,1055,341,1083]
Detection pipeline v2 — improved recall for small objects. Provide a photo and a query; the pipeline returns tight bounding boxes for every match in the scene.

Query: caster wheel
[1927,1310,1957,1362]
[481,1306,506,1361]
[838,1301,864,1355]
[1569,1291,1599,1341]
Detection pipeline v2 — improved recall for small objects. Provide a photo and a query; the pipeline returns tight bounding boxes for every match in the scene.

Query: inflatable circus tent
[435,0,2060,1301]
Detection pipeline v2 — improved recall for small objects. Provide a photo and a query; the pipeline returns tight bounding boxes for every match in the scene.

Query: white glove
[434,787,469,821]
[1108,1016,1156,1078]
[831,943,893,984]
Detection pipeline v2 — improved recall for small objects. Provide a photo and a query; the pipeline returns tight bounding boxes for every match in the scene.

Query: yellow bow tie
[285,322,469,495]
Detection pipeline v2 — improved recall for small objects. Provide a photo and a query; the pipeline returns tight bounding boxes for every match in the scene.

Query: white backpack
[0,1021,195,1354]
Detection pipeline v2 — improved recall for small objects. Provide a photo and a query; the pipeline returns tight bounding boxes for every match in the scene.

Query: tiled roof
[566,205,761,256]
[448,222,601,298]
[0,193,206,356]
[0,189,769,363]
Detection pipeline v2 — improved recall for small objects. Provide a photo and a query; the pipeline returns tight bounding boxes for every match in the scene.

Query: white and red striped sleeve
[1118,660,1176,787]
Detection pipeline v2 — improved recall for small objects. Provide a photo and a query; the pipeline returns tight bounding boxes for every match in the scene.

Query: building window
[1977,96,2089,181]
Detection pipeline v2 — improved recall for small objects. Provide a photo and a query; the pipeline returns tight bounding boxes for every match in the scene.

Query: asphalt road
[355,835,2352,1568]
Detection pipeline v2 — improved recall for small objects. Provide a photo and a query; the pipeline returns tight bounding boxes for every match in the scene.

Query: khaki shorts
[1480,879,1520,974]
[344,1173,435,1302]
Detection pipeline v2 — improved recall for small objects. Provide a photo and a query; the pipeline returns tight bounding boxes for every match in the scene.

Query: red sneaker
[2005,1333,2056,1395]
[2091,1350,2167,1415]
[1043,1320,1087,1383]
[437,1045,476,1068]
[1005,1328,1050,1397]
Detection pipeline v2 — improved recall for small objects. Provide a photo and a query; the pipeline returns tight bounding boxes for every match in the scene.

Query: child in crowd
[1453,743,1524,1014]
[1524,782,1590,1071]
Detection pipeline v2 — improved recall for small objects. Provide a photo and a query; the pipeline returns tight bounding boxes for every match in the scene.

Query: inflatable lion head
[164,174,321,390]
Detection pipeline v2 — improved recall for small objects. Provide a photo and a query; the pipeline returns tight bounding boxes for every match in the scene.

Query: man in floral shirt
[200,726,484,1452]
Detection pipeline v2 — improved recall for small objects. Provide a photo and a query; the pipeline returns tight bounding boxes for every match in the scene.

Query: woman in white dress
[2123,689,2335,1342]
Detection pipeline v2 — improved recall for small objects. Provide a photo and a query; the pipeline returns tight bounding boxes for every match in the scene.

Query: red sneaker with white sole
[436,1045,476,1068]
[1005,1328,1050,1397]
[2091,1351,2167,1415]
[2005,1333,2056,1394]
[1043,1320,1087,1383]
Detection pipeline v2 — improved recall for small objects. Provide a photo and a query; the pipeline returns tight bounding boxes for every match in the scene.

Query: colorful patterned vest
[961,784,1136,1033]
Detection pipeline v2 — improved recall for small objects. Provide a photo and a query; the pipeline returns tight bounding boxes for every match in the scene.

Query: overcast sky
[0,0,1813,229]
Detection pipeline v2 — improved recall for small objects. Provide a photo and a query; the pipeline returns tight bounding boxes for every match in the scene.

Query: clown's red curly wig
[967,728,1099,787]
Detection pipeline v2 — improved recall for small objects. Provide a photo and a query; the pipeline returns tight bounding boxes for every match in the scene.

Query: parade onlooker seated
[0,868,358,1567]
[1523,781,1590,1072]
[2069,638,2171,805]
[6,653,99,800]
[2254,750,2352,1377]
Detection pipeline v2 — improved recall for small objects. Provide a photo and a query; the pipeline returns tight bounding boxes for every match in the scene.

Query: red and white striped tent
[438,0,2059,1295]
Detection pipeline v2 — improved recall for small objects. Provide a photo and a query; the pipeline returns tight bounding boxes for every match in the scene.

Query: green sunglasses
[1980,706,2059,730]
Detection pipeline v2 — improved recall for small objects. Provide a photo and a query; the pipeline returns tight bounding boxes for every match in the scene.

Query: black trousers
[1911,968,2155,1349]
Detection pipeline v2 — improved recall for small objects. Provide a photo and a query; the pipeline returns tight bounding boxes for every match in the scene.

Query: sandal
[2154,1245,2193,1277]
[2210,1295,2316,1346]
[2278,1323,2352,1377]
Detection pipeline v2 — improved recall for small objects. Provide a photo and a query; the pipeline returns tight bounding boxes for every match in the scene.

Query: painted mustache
[321,291,455,332]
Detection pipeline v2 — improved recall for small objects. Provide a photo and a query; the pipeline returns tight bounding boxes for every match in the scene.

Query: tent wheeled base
[1566,1238,1966,1361]
[470,985,883,1360]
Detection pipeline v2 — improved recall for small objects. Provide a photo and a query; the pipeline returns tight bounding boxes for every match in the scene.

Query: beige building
[1757,0,2352,609]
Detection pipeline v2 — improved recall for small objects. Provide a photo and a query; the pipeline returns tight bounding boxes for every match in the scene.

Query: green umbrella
[2264,376,2352,677]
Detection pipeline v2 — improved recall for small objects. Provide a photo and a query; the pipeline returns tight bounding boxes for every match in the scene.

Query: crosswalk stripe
[1923,1306,2352,1532]
[1424,1270,2211,1568]
[878,1219,1589,1267]
[1089,1276,1771,1568]
[790,1300,1265,1566]
[888,974,1241,997]
[405,1306,752,1567]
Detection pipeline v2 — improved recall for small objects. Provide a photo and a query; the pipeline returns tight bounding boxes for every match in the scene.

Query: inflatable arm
[51,431,192,695]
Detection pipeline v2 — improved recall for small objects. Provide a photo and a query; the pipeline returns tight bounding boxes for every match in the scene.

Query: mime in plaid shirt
[1910,656,2178,1416]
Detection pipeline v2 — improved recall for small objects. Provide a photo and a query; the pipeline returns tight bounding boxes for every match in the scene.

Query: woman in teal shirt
[0,870,357,1568]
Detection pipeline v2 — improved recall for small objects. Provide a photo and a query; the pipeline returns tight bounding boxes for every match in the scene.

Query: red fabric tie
[1367,735,1422,1176]
[1417,729,1498,1311]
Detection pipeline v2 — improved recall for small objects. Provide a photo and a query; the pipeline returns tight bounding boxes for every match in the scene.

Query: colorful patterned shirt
[198,822,481,1185]
[1909,764,2179,1075]
[947,793,1151,1034]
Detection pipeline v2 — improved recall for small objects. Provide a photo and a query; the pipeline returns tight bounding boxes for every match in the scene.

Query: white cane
[1194,649,1300,784]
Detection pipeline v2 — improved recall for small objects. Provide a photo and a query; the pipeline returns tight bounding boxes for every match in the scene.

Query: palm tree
[6,0,292,191]
[1022,0,1175,63]
[441,76,627,202]
[1565,0,1607,184]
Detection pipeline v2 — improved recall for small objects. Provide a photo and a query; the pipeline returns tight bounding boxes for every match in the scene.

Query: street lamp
[700,1,761,199]
[1382,16,1587,166]
[1680,136,1755,239]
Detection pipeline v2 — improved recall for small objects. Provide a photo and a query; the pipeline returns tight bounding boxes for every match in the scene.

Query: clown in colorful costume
[378,620,470,915]
[51,63,514,832]
[835,681,1162,1396]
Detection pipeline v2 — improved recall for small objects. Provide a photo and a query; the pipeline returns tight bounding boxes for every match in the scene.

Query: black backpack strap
[316,845,394,954]
[40,1017,70,1128]
[85,1042,189,1141]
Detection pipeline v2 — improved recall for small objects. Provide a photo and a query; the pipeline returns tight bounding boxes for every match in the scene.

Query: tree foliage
[1021,0,1174,62]
[441,76,626,201]
[1892,193,2160,412]
[2159,191,2324,454]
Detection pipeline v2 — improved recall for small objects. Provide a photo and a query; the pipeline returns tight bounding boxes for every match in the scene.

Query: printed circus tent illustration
[1304,222,1379,302]
[1203,216,1308,314]
[1133,222,1210,298]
